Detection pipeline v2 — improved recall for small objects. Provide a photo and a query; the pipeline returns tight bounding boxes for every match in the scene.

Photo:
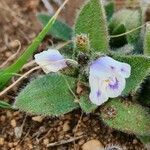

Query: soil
[0,0,147,150]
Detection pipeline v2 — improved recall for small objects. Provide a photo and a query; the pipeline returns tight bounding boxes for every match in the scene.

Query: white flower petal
[105,76,126,98]
[34,49,67,73]
[37,60,67,73]
[89,74,99,91]
[90,56,131,78]
[89,55,131,105]
[89,89,108,106]
[119,63,131,78]
[89,74,108,105]
[90,57,111,77]
[35,49,64,61]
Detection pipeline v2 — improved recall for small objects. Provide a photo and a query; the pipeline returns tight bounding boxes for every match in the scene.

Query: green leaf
[0,101,12,109]
[138,135,150,144]
[37,13,72,41]
[104,1,115,21]
[109,24,127,48]
[109,9,142,44]
[138,135,150,148]
[144,23,150,56]
[79,95,97,113]
[14,74,79,116]
[111,54,150,94]
[114,44,134,54]
[101,99,150,135]
[0,7,63,90]
[59,42,74,58]
[74,0,109,53]
[137,77,150,107]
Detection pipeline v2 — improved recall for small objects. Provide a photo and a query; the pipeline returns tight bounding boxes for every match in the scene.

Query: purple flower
[34,49,67,73]
[89,56,131,106]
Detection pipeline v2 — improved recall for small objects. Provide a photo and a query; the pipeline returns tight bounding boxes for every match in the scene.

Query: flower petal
[90,56,131,78]
[89,74,108,105]
[105,76,125,98]
[89,55,131,105]
[119,63,131,78]
[34,49,67,73]
[35,49,64,61]
[89,89,108,106]
[89,74,99,91]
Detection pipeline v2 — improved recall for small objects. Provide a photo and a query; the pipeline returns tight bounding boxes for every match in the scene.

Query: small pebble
[32,116,43,122]
[13,111,20,117]
[15,147,21,150]
[8,142,13,148]
[13,142,18,146]
[0,137,4,145]
[0,115,6,122]
[6,111,12,118]
[82,139,104,150]
[9,41,19,48]
[59,135,65,140]
[63,121,70,132]
[5,52,12,57]
[83,117,88,122]
[14,127,22,139]
[133,139,138,144]
[43,138,49,145]
[11,119,17,128]
[76,131,83,136]
[78,139,85,146]
[28,143,33,149]
[57,126,62,132]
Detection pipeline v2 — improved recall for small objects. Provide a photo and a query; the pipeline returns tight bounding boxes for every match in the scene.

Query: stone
[10,119,17,128]
[0,137,4,145]
[82,140,104,150]
[32,116,43,122]
[43,138,49,145]
[63,121,70,132]
[14,127,22,139]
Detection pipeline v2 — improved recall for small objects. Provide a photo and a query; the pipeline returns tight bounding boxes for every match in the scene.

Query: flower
[34,49,67,73]
[89,56,131,106]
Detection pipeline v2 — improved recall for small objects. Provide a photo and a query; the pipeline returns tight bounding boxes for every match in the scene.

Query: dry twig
[73,112,84,149]
[0,66,40,97]
[46,135,84,147]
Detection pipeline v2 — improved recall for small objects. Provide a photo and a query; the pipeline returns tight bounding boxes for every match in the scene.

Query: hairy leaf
[14,74,79,116]
[79,95,97,113]
[136,76,150,107]
[144,23,150,56]
[109,9,141,45]
[75,0,109,53]
[101,99,150,135]
[105,1,115,21]
[37,13,72,41]
[109,24,127,48]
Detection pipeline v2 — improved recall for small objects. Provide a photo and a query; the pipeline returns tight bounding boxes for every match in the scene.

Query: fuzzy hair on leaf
[14,74,79,116]
[74,0,109,53]
[101,98,150,136]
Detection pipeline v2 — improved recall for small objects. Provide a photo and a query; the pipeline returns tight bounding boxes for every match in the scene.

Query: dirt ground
[0,0,147,150]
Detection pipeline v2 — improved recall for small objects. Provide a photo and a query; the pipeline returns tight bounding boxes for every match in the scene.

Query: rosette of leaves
[14,0,150,137]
